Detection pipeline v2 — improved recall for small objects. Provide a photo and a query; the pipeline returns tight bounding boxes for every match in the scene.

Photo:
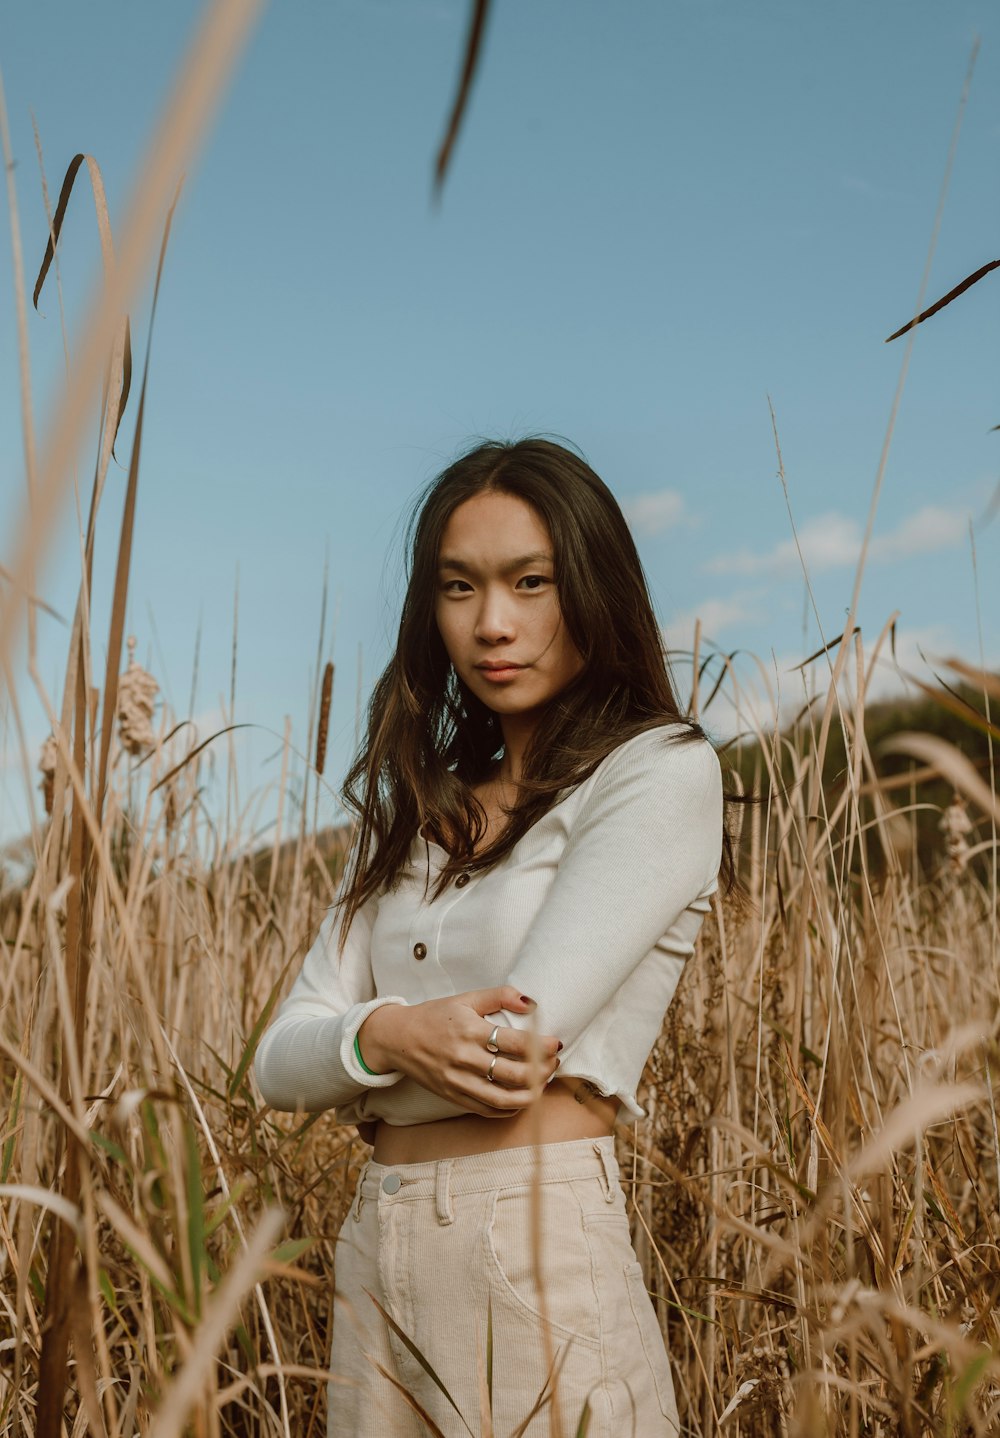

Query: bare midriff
[370,1077,621,1165]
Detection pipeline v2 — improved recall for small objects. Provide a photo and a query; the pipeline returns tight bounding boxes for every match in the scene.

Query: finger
[488,1028,562,1062]
[474,1082,538,1110]
[446,1072,539,1112]
[466,985,537,1017]
[449,1090,525,1118]
[482,1055,559,1089]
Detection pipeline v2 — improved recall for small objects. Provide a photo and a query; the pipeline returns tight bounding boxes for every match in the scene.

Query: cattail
[117,635,159,756]
[939,790,973,873]
[315,661,334,776]
[163,778,178,832]
[38,733,58,815]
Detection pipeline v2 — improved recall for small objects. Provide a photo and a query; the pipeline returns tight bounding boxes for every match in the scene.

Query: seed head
[38,733,58,815]
[315,661,334,776]
[117,635,159,756]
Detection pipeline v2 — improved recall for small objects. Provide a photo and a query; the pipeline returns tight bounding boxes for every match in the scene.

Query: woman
[255,438,731,1437]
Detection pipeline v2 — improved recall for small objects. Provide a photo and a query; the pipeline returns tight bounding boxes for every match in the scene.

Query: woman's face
[434,490,586,724]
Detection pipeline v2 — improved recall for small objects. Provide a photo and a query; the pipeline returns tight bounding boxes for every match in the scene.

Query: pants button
[382,1173,402,1194]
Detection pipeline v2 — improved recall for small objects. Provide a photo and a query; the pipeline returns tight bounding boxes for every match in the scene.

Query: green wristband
[354,1031,380,1077]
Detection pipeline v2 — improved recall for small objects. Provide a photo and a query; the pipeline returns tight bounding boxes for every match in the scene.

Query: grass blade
[184,1119,205,1315]
[363,1287,475,1437]
[474,1319,493,1438]
[361,1356,450,1438]
[486,1289,493,1417]
[148,1206,284,1438]
[508,1338,573,1438]
[433,0,491,195]
[0,0,263,696]
[885,257,1000,343]
[94,184,180,824]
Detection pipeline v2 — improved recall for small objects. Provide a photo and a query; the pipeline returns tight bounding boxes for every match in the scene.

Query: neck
[496,712,538,784]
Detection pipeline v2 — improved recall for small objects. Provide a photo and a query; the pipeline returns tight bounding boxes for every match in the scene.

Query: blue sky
[2,0,999,847]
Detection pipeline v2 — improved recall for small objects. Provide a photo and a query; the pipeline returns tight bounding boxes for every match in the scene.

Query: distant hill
[245,818,353,896]
[723,676,997,878]
[4,679,995,917]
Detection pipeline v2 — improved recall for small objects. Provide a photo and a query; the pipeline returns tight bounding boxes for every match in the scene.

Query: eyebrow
[437,551,553,575]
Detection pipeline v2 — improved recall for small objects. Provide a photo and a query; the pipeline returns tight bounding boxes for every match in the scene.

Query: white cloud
[623,489,686,536]
[705,512,856,577]
[662,589,766,650]
[695,620,971,743]
[705,504,970,579]
[870,507,968,562]
[859,621,957,704]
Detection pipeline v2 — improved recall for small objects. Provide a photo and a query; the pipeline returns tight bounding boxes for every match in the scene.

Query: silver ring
[487,1054,498,1083]
[486,1025,501,1054]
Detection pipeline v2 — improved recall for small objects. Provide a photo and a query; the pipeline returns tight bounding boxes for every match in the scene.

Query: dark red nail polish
[520,995,534,1005]
[556,1042,564,1052]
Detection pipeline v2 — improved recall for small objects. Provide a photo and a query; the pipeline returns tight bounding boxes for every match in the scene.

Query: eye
[440,579,472,593]
[518,575,551,591]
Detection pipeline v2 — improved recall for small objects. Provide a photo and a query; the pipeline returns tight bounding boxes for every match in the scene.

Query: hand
[358,986,562,1119]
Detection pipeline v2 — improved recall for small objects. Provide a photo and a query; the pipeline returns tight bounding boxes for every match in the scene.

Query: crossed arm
[252,875,559,1117]
[254,730,722,1121]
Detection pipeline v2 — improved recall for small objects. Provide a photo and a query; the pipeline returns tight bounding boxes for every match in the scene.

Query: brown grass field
[1,5,999,1434]
[2,616,999,1437]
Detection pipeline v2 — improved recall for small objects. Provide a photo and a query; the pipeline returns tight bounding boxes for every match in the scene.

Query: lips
[476,662,524,671]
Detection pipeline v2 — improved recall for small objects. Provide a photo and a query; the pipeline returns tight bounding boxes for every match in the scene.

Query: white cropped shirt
[254,723,723,1127]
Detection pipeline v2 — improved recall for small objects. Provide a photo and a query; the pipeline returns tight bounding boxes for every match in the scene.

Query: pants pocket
[485,1187,602,1348]
[623,1260,677,1422]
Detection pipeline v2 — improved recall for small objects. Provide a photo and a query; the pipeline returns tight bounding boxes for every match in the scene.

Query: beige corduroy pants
[327,1135,680,1437]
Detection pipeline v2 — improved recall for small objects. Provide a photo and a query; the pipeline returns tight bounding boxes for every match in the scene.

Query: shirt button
[412,942,427,960]
[455,873,470,888]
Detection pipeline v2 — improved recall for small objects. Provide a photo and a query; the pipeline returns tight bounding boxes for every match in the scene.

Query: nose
[473,584,516,644]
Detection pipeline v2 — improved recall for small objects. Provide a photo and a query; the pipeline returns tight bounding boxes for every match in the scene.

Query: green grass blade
[2,1076,22,1182]
[486,1290,493,1415]
[362,1355,449,1438]
[228,963,290,1099]
[269,1236,316,1265]
[184,1119,204,1315]
[950,1349,992,1420]
[363,1287,475,1437]
[203,1176,251,1239]
[508,1338,573,1438]
[89,1128,130,1170]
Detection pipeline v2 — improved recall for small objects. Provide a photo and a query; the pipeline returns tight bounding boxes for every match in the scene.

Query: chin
[488,694,550,720]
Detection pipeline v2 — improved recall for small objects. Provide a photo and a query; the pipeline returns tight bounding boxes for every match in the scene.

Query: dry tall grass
[2,623,999,1436]
[2,8,999,1435]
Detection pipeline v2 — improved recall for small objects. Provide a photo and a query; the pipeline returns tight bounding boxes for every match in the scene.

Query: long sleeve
[485,729,723,1049]
[254,881,410,1114]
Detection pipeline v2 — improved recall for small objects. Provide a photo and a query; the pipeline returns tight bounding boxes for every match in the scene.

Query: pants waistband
[351,1136,620,1225]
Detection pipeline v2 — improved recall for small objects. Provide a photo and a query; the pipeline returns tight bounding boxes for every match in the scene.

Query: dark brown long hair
[337,437,740,939]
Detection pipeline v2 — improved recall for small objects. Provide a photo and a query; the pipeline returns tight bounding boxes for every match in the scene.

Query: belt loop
[593,1141,617,1202]
[435,1159,454,1225]
[352,1162,370,1222]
